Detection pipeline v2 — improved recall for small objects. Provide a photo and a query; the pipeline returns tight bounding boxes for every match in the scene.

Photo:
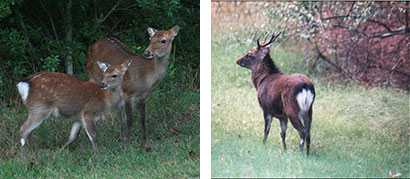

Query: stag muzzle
[236,57,244,67]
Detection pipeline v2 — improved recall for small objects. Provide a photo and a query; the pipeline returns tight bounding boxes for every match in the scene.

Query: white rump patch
[20,138,25,146]
[296,88,314,113]
[17,82,30,102]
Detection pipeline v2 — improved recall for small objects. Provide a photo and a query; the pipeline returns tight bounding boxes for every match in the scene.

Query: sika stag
[237,32,315,155]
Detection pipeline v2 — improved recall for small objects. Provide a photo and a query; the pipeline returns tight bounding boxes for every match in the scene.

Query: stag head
[236,32,281,69]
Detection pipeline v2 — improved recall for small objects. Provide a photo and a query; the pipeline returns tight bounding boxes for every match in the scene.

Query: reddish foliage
[312,2,409,89]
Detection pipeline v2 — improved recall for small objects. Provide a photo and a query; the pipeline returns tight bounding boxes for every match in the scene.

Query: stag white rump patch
[17,82,30,102]
[296,88,314,112]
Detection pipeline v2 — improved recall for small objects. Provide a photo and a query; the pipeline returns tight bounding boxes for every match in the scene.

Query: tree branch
[367,19,392,32]
[329,23,407,39]
[315,43,344,73]
[98,0,121,25]
[40,0,60,45]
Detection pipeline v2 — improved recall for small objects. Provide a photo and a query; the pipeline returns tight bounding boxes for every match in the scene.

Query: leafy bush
[0,0,199,107]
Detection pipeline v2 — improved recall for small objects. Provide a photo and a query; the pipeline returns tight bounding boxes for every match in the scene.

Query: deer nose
[144,51,150,56]
[99,83,105,88]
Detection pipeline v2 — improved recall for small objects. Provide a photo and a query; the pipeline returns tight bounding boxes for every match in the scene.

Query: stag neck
[251,55,282,89]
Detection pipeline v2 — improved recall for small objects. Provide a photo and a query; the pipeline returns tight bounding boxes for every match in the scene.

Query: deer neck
[151,52,171,78]
[251,55,282,89]
[103,87,123,109]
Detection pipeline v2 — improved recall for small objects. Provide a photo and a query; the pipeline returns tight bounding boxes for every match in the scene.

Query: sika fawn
[237,32,315,155]
[17,60,131,159]
[86,26,179,150]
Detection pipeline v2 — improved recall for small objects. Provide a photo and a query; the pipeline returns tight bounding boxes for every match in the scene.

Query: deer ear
[261,47,270,56]
[121,60,132,72]
[170,25,179,37]
[147,27,157,37]
[97,61,110,72]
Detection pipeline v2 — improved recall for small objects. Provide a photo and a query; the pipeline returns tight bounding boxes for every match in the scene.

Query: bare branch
[315,43,344,73]
[367,19,392,32]
[99,0,121,25]
[40,0,60,45]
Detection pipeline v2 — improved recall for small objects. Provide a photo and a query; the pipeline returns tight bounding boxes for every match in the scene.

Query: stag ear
[260,47,270,56]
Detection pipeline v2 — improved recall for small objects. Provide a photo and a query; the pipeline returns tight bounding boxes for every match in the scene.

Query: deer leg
[137,101,149,151]
[263,114,273,144]
[124,99,134,148]
[62,122,82,149]
[82,116,98,156]
[289,115,306,152]
[20,110,49,160]
[118,102,126,142]
[303,109,313,156]
[279,118,288,150]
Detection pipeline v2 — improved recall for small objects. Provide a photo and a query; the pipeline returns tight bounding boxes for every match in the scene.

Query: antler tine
[261,31,282,47]
[256,34,262,49]
[262,32,272,45]
[272,31,282,42]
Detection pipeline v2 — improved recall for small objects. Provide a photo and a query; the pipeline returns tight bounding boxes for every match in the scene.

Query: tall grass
[211,11,409,177]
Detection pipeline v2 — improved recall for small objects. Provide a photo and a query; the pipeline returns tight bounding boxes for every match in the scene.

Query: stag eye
[161,39,166,43]
[112,74,117,78]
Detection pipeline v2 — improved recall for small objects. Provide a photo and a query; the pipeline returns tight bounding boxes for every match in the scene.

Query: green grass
[211,31,409,177]
[0,86,199,178]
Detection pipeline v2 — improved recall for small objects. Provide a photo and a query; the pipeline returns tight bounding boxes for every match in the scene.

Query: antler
[257,31,282,49]
[256,34,262,49]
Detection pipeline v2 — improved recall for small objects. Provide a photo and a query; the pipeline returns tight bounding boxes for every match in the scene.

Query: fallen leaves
[219,157,224,162]
[316,143,324,149]
[388,171,402,178]
[164,161,175,166]
[189,151,197,158]
[169,128,181,135]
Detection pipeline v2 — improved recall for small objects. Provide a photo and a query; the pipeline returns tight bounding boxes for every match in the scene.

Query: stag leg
[279,117,288,150]
[263,114,273,144]
[303,109,313,156]
[137,101,149,151]
[289,115,306,152]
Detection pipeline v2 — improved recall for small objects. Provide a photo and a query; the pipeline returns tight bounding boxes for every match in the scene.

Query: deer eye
[161,39,166,43]
[112,74,117,78]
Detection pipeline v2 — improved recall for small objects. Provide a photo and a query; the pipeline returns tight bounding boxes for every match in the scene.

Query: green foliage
[40,55,60,72]
[211,32,409,177]
[0,0,199,107]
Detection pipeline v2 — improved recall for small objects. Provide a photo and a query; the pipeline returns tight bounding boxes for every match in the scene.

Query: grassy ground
[211,30,409,177]
[0,85,200,178]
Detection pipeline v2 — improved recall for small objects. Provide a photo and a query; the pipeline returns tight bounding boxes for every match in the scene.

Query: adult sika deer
[237,32,315,156]
[86,26,179,150]
[17,60,131,159]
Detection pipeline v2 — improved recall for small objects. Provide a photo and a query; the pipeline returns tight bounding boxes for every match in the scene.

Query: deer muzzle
[143,51,154,59]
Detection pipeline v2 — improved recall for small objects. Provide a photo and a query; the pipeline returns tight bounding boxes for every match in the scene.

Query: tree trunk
[65,0,73,75]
